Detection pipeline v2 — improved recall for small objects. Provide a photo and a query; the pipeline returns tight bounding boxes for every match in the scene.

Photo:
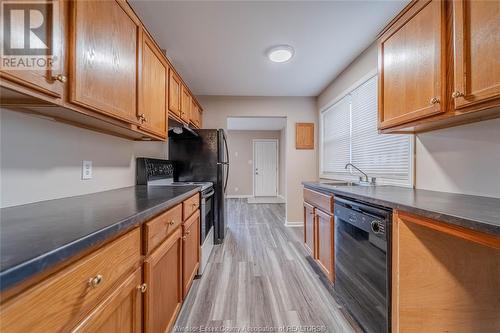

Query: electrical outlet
[82,160,92,180]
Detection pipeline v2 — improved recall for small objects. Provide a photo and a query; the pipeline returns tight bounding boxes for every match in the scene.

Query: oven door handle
[202,189,215,198]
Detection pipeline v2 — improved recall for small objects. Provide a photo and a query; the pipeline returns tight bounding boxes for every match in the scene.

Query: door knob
[137,283,147,293]
[88,274,103,288]
[52,74,67,83]
[429,97,440,105]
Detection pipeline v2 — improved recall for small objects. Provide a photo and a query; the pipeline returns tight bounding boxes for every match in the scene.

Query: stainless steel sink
[321,181,373,187]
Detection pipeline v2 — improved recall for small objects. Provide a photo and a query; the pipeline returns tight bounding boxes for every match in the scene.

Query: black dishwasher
[334,196,391,333]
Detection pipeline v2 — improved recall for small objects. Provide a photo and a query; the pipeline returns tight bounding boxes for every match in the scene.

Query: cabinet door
[139,32,167,138]
[180,85,191,123]
[144,228,183,333]
[70,0,139,123]
[303,202,316,257]
[378,0,447,129]
[453,0,500,111]
[182,210,200,298]
[168,70,181,117]
[315,208,334,282]
[198,107,203,128]
[0,0,64,98]
[190,100,199,128]
[72,268,142,333]
[392,211,500,332]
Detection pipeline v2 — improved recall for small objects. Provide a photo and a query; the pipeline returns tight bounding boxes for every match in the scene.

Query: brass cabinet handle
[168,220,175,226]
[88,274,103,288]
[52,74,67,83]
[452,91,464,98]
[137,283,147,293]
[430,97,440,105]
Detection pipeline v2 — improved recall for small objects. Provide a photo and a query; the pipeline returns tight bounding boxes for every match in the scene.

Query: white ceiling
[129,0,408,97]
[227,117,286,131]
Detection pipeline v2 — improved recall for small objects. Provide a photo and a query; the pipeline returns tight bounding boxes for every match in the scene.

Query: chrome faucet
[345,163,372,184]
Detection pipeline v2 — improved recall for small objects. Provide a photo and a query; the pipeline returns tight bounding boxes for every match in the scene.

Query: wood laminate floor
[174,199,360,332]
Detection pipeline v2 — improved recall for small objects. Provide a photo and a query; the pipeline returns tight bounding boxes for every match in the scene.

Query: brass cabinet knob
[137,113,147,123]
[168,220,175,226]
[88,274,103,288]
[182,235,187,240]
[452,91,464,98]
[137,283,147,293]
[191,203,197,207]
[430,97,440,105]
[185,230,191,235]
[52,74,67,83]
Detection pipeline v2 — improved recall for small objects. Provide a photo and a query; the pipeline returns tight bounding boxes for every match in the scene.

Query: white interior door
[254,140,278,197]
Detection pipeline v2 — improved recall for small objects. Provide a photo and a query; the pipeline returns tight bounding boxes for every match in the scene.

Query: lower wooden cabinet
[303,202,316,257]
[303,188,335,283]
[72,268,142,333]
[315,209,334,282]
[182,210,201,298]
[144,227,183,333]
[392,211,500,333]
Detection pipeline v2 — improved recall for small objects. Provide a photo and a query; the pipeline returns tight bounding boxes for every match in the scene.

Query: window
[320,75,413,187]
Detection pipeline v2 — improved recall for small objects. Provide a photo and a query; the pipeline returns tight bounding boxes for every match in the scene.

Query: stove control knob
[371,221,382,234]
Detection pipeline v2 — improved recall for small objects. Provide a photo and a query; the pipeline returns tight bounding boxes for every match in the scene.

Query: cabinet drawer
[304,188,333,214]
[144,204,183,254]
[183,193,200,220]
[0,228,141,333]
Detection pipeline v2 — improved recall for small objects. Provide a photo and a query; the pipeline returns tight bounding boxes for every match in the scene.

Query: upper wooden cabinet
[180,85,191,123]
[69,0,140,124]
[379,0,500,132]
[0,0,203,139]
[0,0,65,99]
[139,31,168,138]
[168,70,182,117]
[452,0,500,111]
[190,100,201,128]
[378,0,447,130]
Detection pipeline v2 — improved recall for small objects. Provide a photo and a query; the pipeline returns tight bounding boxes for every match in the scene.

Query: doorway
[253,139,278,197]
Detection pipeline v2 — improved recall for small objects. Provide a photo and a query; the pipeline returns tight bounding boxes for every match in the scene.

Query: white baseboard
[285,220,303,227]
[226,194,252,199]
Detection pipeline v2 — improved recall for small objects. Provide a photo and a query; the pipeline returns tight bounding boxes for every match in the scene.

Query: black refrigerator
[169,129,229,244]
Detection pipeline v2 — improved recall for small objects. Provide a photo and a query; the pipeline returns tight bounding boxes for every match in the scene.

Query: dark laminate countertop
[0,185,200,292]
[303,181,500,236]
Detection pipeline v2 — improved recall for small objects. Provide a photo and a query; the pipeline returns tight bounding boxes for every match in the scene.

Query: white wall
[199,96,318,223]
[317,43,500,198]
[225,130,283,197]
[416,119,500,197]
[0,108,167,208]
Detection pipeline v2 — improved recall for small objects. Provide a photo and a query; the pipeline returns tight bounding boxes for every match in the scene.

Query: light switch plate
[82,160,92,180]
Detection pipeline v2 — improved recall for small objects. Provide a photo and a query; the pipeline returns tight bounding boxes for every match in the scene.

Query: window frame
[319,72,415,187]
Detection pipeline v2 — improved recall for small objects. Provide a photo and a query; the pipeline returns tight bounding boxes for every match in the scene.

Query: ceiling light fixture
[267,45,294,63]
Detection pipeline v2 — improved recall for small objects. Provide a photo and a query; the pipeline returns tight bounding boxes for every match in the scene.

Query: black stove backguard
[136,158,174,185]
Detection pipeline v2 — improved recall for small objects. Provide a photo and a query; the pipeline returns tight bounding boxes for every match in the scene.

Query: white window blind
[322,95,351,174]
[320,75,413,186]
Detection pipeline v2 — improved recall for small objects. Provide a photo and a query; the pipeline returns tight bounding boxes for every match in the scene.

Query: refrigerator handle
[223,133,229,193]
